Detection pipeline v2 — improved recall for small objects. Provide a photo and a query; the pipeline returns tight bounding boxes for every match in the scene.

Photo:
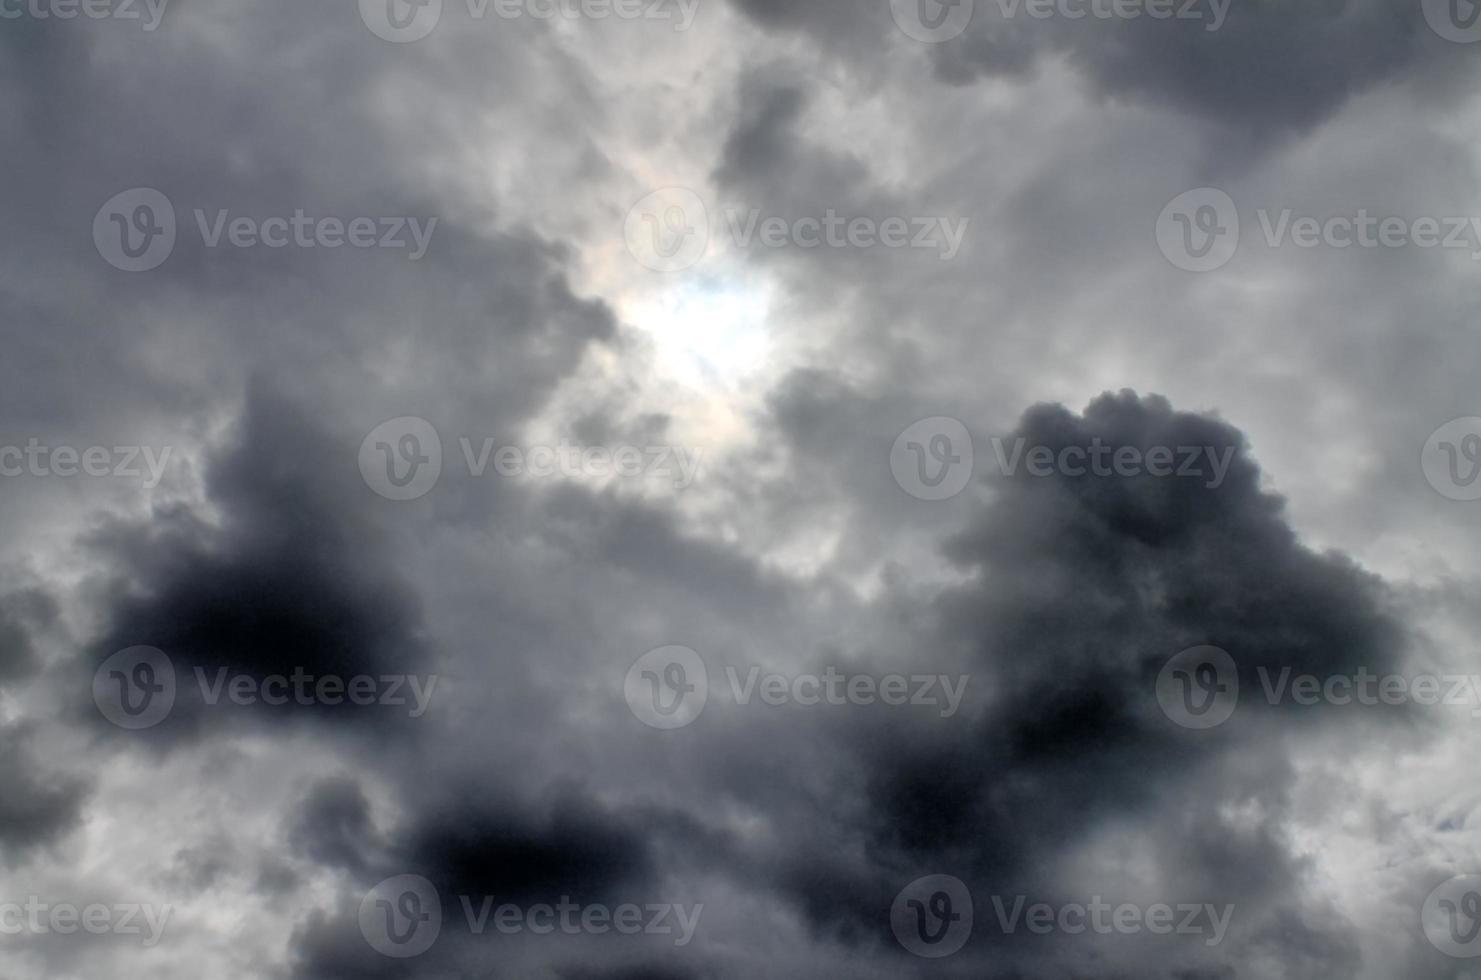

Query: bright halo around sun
[623,273,775,391]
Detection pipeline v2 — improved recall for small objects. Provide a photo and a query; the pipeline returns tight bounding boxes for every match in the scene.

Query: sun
[623,272,776,391]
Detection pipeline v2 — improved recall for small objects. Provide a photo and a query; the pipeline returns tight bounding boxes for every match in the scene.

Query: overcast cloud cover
[4,0,1481,976]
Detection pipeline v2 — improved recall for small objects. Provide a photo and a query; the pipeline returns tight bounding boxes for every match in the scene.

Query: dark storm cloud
[285,783,681,980]
[0,587,56,683]
[0,723,91,865]
[747,391,1405,974]
[937,0,1432,133]
[0,590,88,864]
[290,778,378,875]
[558,964,711,980]
[81,383,434,734]
[722,0,1456,141]
[396,793,656,907]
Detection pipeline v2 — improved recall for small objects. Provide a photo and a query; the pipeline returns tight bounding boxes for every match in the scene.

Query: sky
[4,0,1481,977]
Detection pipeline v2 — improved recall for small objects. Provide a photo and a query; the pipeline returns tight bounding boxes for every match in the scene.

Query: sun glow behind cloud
[622,273,776,392]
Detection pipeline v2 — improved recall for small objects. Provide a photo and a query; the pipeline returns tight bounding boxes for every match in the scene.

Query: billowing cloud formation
[2,0,1479,978]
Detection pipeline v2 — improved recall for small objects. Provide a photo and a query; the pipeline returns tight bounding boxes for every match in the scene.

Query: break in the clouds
[2,0,1480,978]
